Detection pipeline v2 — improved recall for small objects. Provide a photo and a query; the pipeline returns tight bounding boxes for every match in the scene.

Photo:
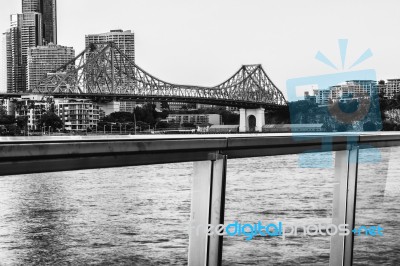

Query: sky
[1,0,400,98]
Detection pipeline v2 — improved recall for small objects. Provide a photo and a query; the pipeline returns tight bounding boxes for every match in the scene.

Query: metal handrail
[0,132,399,176]
[0,132,399,266]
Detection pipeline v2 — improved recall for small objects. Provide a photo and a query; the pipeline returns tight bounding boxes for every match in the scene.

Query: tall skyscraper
[27,44,74,91]
[8,13,43,91]
[7,26,25,93]
[22,0,57,44]
[85,30,135,63]
[18,13,43,66]
[0,33,9,93]
[3,16,27,93]
[40,0,57,45]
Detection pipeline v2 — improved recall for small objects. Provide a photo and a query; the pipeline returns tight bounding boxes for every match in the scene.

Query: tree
[182,122,196,128]
[161,101,169,110]
[136,121,149,131]
[156,121,169,129]
[363,121,377,131]
[0,114,15,125]
[99,103,168,129]
[160,110,169,120]
[337,123,352,132]
[323,122,333,132]
[382,121,399,131]
[220,110,240,125]
[0,106,7,116]
[103,112,135,123]
[16,116,28,130]
[187,103,197,109]
[38,112,63,130]
[4,124,19,136]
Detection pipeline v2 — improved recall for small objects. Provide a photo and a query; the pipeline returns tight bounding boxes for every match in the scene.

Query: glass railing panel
[0,163,193,265]
[223,152,336,265]
[353,146,400,265]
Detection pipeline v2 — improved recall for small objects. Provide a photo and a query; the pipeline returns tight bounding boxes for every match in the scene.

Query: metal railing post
[189,154,227,266]
[330,145,359,266]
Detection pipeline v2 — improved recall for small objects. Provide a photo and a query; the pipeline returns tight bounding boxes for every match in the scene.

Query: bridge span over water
[1,42,288,132]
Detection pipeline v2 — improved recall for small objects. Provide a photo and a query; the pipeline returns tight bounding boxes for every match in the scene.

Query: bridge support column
[255,108,266,132]
[239,109,247,132]
[239,108,266,133]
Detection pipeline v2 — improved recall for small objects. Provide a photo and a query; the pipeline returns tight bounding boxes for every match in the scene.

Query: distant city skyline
[1,0,400,98]
[1,0,58,93]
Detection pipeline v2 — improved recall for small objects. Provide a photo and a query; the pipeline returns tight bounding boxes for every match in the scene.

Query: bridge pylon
[239,108,265,133]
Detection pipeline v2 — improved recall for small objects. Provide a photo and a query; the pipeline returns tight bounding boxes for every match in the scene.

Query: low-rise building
[0,99,16,115]
[314,80,377,105]
[384,79,400,99]
[262,124,325,133]
[99,101,142,116]
[119,101,137,113]
[54,99,100,132]
[14,96,100,131]
[99,101,120,116]
[14,95,48,130]
[168,102,190,111]
[209,125,239,133]
[166,113,221,126]
[304,91,316,103]
[314,89,331,106]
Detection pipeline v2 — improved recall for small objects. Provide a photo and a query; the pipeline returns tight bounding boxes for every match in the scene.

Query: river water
[0,147,399,265]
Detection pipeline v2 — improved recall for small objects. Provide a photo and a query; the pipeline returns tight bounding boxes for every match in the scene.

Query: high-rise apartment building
[27,44,75,90]
[85,30,135,63]
[22,0,41,13]
[22,0,57,44]
[85,30,135,92]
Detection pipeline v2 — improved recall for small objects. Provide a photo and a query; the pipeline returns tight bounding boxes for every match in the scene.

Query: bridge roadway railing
[1,132,400,266]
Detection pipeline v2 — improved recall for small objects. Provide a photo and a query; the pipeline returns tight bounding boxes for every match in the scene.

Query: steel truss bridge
[6,42,288,109]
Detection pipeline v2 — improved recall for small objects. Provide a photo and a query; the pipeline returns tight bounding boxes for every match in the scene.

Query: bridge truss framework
[29,42,287,109]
